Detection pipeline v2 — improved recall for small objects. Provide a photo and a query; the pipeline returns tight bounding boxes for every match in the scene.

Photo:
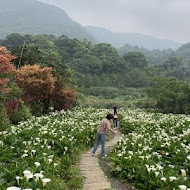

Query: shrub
[9,101,32,124]
[0,101,10,131]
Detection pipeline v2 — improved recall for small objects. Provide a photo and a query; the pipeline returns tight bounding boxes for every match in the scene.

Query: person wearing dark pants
[111,106,118,128]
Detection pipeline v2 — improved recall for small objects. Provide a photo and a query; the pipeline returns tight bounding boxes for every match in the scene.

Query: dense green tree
[125,68,148,87]
[54,35,79,63]
[157,56,188,80]
[70,55,102,74]
[147,77,190,114]
[123,51,147,69]
[119,44,175,65]
[92,43,123,73]
[0,33,26,53]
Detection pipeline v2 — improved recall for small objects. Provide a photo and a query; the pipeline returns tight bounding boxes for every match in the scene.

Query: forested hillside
[119,43,190,81]
[118,44,175,65]
[1,33,190,114]
[0,0,93,40]
[0,33,149,89]
[1,33,190,89]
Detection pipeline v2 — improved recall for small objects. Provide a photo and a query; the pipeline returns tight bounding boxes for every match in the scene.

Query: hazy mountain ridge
[0,0,93,40]
[0,0,182,50]
[85,26,181,50]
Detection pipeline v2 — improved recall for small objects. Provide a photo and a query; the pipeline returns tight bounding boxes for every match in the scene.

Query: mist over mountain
[0,0,93,40]
[85,26,181,50]
[0,0,182,50]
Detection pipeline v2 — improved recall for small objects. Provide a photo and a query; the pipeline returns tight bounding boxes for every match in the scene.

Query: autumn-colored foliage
[51,87,76,111]
[0,45,76,122]
[15,64,56,101]
[50,78,76,111]
[15,64,76,113]
[62,88,76,110]
[0,46,15,93]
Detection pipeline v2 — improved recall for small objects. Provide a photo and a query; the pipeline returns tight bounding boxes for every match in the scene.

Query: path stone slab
[80,161,98,165]
[80,165,100,171]
[80,163,99,167]
[81,170,105,177]
[83,176,109,184]
[83,182,111,190]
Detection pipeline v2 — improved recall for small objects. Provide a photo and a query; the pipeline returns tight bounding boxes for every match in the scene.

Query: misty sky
[39,0,190,43]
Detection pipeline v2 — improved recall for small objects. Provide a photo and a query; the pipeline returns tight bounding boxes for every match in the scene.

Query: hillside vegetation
[1,33,190,116]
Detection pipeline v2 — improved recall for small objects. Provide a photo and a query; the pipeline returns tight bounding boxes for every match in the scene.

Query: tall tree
[147,77,190,114]
[123,51,147,69]
[0,46,15,130]
[0,46,15,94]
[15,64,55,101]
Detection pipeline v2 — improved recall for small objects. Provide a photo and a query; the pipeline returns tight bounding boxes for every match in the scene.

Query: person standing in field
[91,113,117,158]
[111,106,118,129]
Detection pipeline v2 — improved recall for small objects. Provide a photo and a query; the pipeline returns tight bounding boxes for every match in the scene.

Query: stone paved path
[80,130,122,190]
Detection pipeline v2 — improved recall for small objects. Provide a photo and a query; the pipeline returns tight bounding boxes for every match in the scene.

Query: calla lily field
[0,107,107,190]
[0,108,190,189]
[109,109,190,190]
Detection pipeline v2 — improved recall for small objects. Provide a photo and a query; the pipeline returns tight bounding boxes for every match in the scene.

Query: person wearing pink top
[91,113,117,158]
[111,106,118,129]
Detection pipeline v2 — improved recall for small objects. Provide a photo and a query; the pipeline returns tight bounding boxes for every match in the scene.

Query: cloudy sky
[39,0,190,43]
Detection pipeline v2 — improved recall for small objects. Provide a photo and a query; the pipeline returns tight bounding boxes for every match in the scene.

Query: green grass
[78,87,154,109]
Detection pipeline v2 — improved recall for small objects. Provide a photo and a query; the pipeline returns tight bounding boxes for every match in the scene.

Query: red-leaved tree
[51,87,76,111]
[15,64,56,101]
[15,64,76,114]
[0,47,16,130]
[0,46,15,94]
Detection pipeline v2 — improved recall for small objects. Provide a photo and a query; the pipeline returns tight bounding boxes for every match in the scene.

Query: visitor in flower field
[111,106,118,128]
[91,113,117,158]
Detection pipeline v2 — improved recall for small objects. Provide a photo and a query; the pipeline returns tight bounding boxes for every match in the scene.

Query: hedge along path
[79,130,122,190]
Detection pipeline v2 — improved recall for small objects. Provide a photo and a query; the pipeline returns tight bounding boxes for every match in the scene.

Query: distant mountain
[0,0,181,50]
[85,26,181,50]
[0,0,93,40]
